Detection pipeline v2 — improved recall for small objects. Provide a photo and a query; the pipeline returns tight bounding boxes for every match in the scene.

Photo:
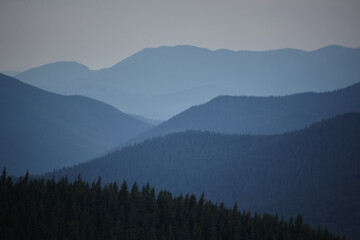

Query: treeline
[48,113,360,238]
[0,171,344,240]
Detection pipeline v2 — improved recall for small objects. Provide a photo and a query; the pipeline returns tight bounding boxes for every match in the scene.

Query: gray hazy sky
[1,0,360,72]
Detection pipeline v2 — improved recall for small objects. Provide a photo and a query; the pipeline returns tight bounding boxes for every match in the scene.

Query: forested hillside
[49,113,360,239]
[0,172,344,240]
[0,74,152,175]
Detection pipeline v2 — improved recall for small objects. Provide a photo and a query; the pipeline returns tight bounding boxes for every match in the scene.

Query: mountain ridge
[46,112,360,239]
[0,73,152,176]
[15,45,360,119]
[113,81,360,150]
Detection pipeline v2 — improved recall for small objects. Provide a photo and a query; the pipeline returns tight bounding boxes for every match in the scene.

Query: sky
[0,0,360,72]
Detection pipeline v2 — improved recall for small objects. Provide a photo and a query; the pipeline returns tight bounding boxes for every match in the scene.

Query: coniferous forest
[2,1,360,239]
[0,170,344,240]
[46,113,360,239]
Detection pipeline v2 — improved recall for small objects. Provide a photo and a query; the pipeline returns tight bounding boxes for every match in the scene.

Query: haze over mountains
[47,113,360,239]
[15,61,91,93]
[117,81,360,148]
[129,114,163,126]
[0,74,152,176]
[16,45,360,119]
[0,70,20,77]
[3,43,360,239]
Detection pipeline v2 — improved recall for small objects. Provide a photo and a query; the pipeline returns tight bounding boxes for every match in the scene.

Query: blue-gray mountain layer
[0,74,152,176]
[119,81,360,148]
[16,45,360,119]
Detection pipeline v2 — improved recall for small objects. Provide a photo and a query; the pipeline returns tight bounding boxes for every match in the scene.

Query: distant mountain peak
[17,61,90,74]
[15,44,360,119]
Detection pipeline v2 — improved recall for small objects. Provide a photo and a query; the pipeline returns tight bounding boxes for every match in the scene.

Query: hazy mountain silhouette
[16,61,93,94]
[0,74,152,176]
[120,81,360,147]
[129,114,163,126]
[47,113,360,239]
[16,45,360,119]
[1,70,21,77]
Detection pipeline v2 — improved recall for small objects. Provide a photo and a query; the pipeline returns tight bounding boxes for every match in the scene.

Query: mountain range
[2,44,360,239]
[46,113,360,239]
[117,81,360,149]
[15,45,360,119]
[0,73,152,176]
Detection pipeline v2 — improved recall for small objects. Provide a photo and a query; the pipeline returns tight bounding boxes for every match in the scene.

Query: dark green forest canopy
[0,171,345,240]
[47,113,360,239]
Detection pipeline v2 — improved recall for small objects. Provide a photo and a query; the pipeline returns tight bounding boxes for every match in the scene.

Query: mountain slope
[1,173,342,240]
[1,70,20,77]
[0,74,152,176]
[15,61,93,94]
[103,45,360,95]
[123,81,360,146]
[49,113,360,238]
[16,45,360,119]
